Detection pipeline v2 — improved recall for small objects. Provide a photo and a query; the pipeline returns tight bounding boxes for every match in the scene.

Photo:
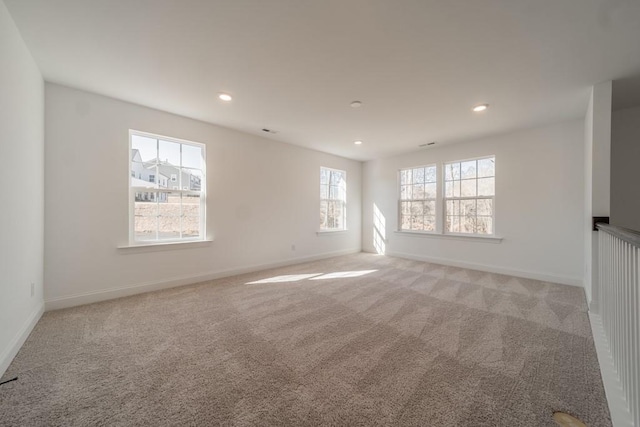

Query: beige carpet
[0,253,610,426]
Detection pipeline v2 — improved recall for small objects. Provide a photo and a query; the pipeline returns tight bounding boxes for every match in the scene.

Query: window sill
[117,239,213,253]
[394,230,502,243]
[316,229,348,235]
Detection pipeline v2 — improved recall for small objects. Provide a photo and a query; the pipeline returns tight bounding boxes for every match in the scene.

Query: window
[444,156,495,235]
[129,130,206,243]
[399,165,437,232]
[320,167,346,230]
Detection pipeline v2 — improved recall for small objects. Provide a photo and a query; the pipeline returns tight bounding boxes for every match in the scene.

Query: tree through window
[320,167,346,230]
[399,165,437,232]
[444,156,495,235]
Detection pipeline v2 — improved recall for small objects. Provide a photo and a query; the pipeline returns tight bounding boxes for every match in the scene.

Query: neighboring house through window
[320,167,346,230]
[129,130,206,243]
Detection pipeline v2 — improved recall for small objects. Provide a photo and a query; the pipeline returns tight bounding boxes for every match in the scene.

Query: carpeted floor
[0,253,610,426]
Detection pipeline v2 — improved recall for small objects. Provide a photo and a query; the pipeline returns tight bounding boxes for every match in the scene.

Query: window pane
[131,162,156,187]
[461,179,476,197]
[446,200,458,216]
[182,217,200,238]
[182,193,201,238]
[461,160,477,179]
[401,185,412,200]
[182,193,200,217]
[413,167,425,183]
[338,185,346,202]
[131,134,157,163]
[424,183,436,198]
[182,143,203,170]
[330,171,343,185]
[478,158,495,178]
[329,185,340,199]
[444,163,460,181]
[477,199,493,216]
[425,200,436,216]
[446,216,460,233]
[477,217,493,234]
[320,201,328,228]
[478,177,495,196]
[411,201,424,215]
[425,166,436,183]
[445,181,460,198]
[327,201,344,229]
[424,216,436,231]
[328,201,337,228]
[320,184,328,199]
[462,216,475,233]
[131,132,206,244]
[158,192,181,240]
[158,139,181,166]
[401,201,410,215]
[411,215,423,231]
[134,193,158,241]
[400,169,409,185]
[460,199,476,216]
[401,215,411,230]
[181,168,203,191]
[412,184,425,199]
[321,168,329,185]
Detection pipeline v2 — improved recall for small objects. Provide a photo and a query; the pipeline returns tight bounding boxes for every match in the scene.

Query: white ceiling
[5,0,640,161]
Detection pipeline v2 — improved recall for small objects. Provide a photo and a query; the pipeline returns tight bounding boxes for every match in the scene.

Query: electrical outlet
[30,282,35,297]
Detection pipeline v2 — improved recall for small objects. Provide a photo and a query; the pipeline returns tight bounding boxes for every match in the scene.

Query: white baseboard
[589,313,634,427]
[45,248,361,311]
[384,250,583,287]
[0,302,44,377]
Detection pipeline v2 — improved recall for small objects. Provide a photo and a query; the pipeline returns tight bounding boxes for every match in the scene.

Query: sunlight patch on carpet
[246,274,324,284]
[309,270,378,280]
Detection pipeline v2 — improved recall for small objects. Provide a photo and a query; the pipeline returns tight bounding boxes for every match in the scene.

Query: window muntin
[129,131,206,243]
[444,156,495,235]
[399,165,437,232]
[320,167,346,230]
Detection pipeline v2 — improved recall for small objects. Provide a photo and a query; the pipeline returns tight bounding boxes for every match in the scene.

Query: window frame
[396,155,496,238]
[397,164,438,234]
[128,130,207,245]
[319,166,347,231]
[442,155,495,236]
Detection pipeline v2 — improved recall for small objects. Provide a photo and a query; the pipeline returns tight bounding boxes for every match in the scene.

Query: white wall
[611,105,640,232]
[0,1,44,375]
[584,89,594,304]
[583,81,612,311]
[362,120,585,286]
[45,84,361,309]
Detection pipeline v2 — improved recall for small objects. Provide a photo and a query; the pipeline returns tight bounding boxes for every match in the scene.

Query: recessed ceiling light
[472,103,489,112]
[354,140,363,145]
[218,93,232,102]
[350,101,362,108]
